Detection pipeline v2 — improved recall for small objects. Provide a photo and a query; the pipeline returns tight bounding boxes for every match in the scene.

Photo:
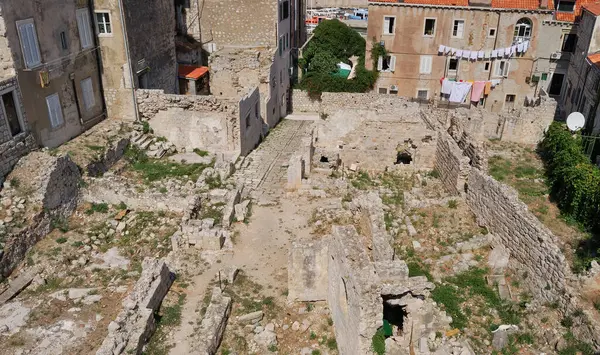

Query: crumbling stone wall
[0,4,16,79]
[327,225,381,355]
[0,152,80,278]
[96,258,174,355]
[434,131,471,195]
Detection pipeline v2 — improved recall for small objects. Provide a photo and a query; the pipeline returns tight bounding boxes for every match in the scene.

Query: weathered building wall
[292,89,418,115]
[327,225,381,355]
[238,87,264,156]
[367,4,567,112]
[2,0,105,147]
[199,0,278,48]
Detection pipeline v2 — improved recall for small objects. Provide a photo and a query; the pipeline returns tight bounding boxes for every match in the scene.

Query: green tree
[310,51,338,74]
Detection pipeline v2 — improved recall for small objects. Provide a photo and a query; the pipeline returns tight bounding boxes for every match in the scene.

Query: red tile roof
[587,53,600,68]
[178,65,209,80]
[583,1,600,15]
[555,12,577,21]
[403,0,468,5]
[370,0,554,10]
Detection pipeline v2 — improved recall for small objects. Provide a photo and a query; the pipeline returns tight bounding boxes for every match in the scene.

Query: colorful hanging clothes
[484,81,492,95]
[471,81,486,102]
[449,82,472,103]
[441,79,455,95]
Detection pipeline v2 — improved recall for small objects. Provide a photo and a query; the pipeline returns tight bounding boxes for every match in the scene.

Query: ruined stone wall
[499,95,557,145]
[327,225,381,355]
[0,4,16,79]
[199,0,277,48]
[466,168,569,303]
[1,153,80,278]
[288,240,329,302]
[237,87,263,156]
[434,131,471,195]
[96,258,174,355]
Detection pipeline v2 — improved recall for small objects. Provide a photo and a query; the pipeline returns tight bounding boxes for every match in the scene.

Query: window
[1,90,23,137]
[377,55,395,72]
[60,31,68,50]
[452,20,464,38]
[16,19,42,69]
[484,62,491,72]
[279,36,283,56]
[448,58,458,72]
[81,77,95,111]
[556,0,575,12]
[279,0,289,21]
[95,12,112,35]
[255,102,260,120]
[285,33,289,49]
[505,94,516,110]
[424,18,436,37]
[76,8,93,49]
[383,16,395,35]
[245,112,251,128]
[46,93,64,128]
[419,55,432,74]
[562,34,577,52]
[494,60,510,77]
[378,87,388,94]
[488,28,497,37]
[417,89,429,99]
[513,18,532,44]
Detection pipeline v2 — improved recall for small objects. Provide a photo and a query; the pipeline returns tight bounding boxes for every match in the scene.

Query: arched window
[513,18,532,44]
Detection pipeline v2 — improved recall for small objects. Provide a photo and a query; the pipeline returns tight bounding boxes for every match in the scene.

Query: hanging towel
[449,82,472,103]
[463,50,471,59]
[517,43,524,53]
[478,51,484,59]
[497,50,503,58]
[484,81,492,95]
[456,49,463,58]
[451,47,456,55]
[471,81,486,102]
[438,45,445,54]
[491,49,498,58]
[510,45,517,56]
[485,51,491,59]
[445,46,452,54]
[523,41,529,52]
[470,51,478,60]
[441,79,455,95]
[504,47,511,56]
[491,79,502,87]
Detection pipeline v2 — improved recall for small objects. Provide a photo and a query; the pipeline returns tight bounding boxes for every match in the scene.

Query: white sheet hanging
[517,43,524,53]
[463,50,471,59]
[441,79,455,95]
[470,51,477,60]
[523,41,529,52]
[504,47,511,56]
[438,45,446,53]
[449,82,472,103]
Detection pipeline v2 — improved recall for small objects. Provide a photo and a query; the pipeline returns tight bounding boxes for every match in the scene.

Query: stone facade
[1,0,105,147]
[96,258,174,355]
[367,2,571,112]
[136,88,262,156]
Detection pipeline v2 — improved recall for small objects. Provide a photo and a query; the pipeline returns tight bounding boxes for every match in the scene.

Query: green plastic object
[382,319,393,337]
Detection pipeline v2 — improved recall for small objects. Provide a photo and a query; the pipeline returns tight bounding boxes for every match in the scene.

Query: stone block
[288,239,329,302]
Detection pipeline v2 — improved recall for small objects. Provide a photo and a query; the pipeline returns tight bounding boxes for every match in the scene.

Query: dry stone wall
[96,258,174,355]
[434,131,471,196]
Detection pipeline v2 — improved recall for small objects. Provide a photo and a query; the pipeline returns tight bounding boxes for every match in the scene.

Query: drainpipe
[117,0,139,121]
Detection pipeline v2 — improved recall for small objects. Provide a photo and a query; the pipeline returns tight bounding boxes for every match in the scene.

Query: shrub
[371,328,386,355]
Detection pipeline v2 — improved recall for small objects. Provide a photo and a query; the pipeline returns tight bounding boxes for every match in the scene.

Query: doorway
[549,73,565,96]
[1,90,23,137]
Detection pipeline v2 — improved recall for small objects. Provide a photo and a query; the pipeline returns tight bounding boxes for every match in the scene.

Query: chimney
[540,0,548,9]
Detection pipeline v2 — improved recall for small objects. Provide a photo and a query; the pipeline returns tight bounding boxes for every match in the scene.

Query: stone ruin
[289,193,451,355]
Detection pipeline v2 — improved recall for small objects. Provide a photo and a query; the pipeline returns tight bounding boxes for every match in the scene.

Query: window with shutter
[76,9,93,49]
[16,19,42,69]
[46,93,64,128]
[81,77,95,110]
[420,56,432,74]
[383,16,395,35]
[452,20,464,38]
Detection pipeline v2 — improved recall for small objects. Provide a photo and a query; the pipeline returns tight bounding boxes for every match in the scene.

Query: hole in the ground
[320,156,329,163]
[395,151,412,165]
[382,296,409,336]
[422,135,433,143]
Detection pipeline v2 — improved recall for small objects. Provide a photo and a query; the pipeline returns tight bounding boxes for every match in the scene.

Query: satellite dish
[567,112,585,131]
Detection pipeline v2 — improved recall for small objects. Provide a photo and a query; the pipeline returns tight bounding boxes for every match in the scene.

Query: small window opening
[382,296,410,336]
[320,156,329,163]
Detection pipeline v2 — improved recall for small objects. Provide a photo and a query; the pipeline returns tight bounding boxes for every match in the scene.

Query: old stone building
[562,3,600,133]
[93,0,178,120]
[367,0,574,112]
[0,0,105,148]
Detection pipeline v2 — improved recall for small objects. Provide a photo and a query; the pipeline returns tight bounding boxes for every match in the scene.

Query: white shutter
[377,56,383,71]
[503,61,510,77]
[457,21,464,38]
[383,17,390,34]
[81,77,95,110]
[46,94,64,128]
[77,9,93,49]
[390,56,396,72]
[17,20,41,68]
[420,56,432,74]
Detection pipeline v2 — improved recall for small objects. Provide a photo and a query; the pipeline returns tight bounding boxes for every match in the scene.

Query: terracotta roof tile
[555,12,577,21]
[178,65,209,80]
[369,0,554,10]
[583,1,600,15]
[587,53,600,69]
[402,0,468,5]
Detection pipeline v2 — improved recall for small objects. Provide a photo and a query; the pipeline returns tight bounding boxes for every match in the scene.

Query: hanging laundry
[517,42,524,53]
[456,49,463,58]
[445,46,452,54]
[478,51,484,59]
[470,51,477,61]
[497,50,503,58]
[491,79,502,87]
[504,47,511,56]
[491,49,498,58]
[510,45,517,56]
[484,81,492,95]
[449,82,472,103]
[438,45,446,53]
[471,81,486,102]
[451,47,457,55]
[523,41,529,52]
[463,50,471,59]
[441,79,455,95]
[485,51,491,59]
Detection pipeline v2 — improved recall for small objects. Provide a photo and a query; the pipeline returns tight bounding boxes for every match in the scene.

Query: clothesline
[440,78,502,103]
[438,41,530,61]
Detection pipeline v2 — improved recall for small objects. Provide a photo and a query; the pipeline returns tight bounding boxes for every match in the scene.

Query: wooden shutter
[81,78,95,110]
[77,9,93,49]
[377,56,383,71]
[46,94,64,128]
[383,17,390,34]
[18,21,41,68]
[390,56,396,72]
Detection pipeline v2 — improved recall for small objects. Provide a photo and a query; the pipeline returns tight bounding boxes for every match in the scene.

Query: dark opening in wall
[320,156,329,163]
[395,151,413,165]
[382,296,409,336]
